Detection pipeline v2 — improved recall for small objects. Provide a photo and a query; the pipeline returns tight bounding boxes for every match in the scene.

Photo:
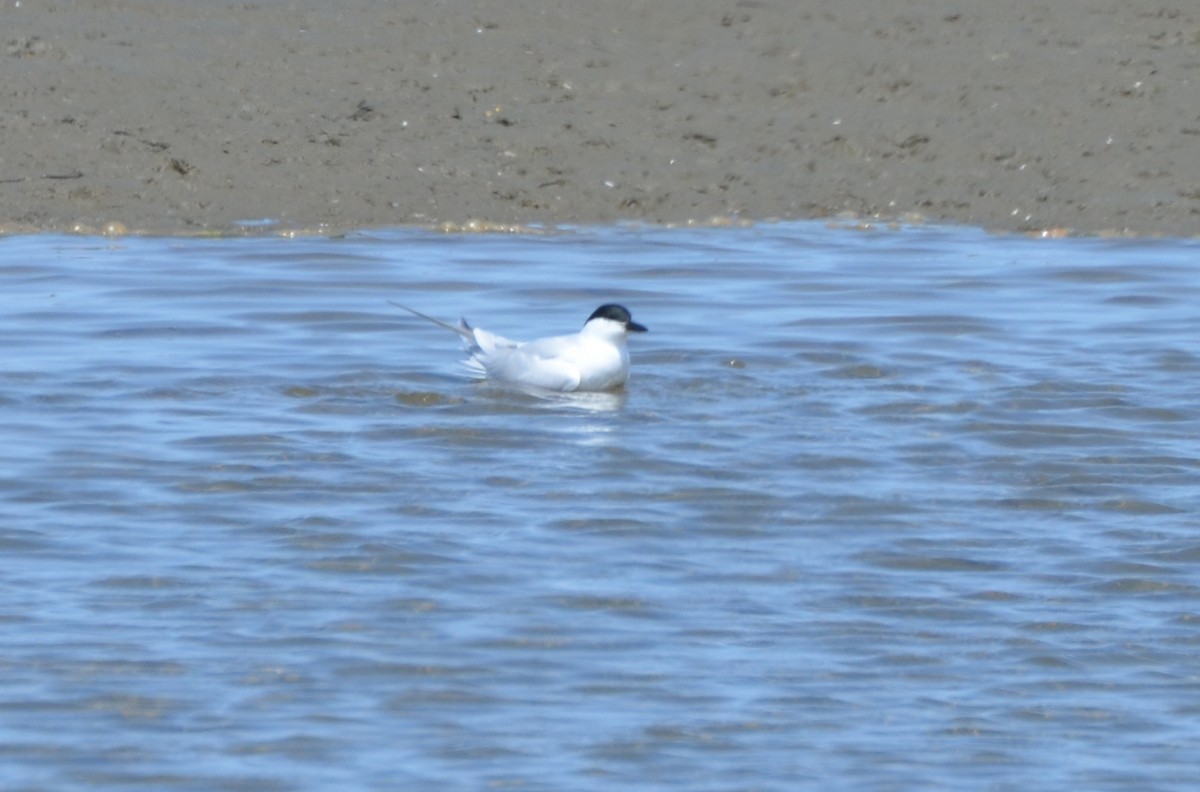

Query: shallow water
[2,223,1199,790]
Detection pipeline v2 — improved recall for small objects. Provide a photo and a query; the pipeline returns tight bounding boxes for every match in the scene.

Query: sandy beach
[3,0,1199,236]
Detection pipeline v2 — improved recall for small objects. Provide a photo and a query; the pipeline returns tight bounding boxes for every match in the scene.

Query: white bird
[392,302,648,392]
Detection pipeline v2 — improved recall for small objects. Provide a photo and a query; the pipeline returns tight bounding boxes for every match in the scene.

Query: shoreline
[4,1,1199,239]
[0,215,1140,242]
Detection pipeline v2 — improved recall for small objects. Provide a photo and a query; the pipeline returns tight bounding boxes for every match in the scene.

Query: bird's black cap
[587,304,647,332]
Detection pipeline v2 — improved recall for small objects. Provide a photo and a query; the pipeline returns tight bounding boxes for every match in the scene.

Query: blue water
[2,223,1199,790]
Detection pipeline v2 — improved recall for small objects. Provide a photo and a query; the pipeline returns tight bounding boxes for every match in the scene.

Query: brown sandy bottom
[3,1,1199,238]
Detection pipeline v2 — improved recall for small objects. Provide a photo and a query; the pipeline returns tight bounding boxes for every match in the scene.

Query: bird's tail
[389,301,473,341]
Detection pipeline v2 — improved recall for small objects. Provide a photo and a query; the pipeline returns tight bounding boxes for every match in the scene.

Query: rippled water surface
[2,223,1199,790]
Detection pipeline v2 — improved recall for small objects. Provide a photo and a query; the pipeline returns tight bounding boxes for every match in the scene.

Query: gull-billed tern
[392,302,648,392]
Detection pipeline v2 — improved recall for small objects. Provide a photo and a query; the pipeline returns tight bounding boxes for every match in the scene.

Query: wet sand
[3,1,1199,236]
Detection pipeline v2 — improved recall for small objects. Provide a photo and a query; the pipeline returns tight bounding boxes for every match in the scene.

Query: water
[2,223,1198,790]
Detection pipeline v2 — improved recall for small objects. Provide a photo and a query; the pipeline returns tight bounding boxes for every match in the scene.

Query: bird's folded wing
[499,355,581,391]
[469,327,518,354]
[466,328,580,391]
